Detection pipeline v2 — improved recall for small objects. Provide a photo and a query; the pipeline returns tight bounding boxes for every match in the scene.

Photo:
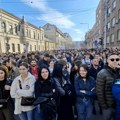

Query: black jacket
[0,78,12,108]
[35,78,65,101]
[96,66,118,109]
[37,59,49,68]
[35,78,65,120]
[89,65,102,80]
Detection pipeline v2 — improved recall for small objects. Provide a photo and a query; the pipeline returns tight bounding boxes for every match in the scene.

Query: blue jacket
[74,76,96,103]
[112,79,120,120]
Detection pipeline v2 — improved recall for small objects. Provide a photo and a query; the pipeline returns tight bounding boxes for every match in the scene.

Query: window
[107,22,110,29]
[99,20,100,24]
[117,29,120,40]
[12,43,15,52]
[18,24,21,31]
[112,0,116,10]
[33,32,36,39]
[29,30,31,38]
[107,7,111,16]
[118,9,120,19]
[107,36,110,43]
[26,29,28,37]
[17,44,20,52]
[111,17,115,27]
[9,25,13,34]
[97,14,98,18]
[111,34,114,42]
[99,9,101,13]
[38,34,39,40]
[14,24,18,34]
[1,22,6,32]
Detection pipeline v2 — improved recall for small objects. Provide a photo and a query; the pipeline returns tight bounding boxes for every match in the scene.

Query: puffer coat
[96,66,118,109]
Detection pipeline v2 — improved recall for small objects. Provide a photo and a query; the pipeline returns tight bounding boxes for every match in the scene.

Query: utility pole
[104,0,107,49]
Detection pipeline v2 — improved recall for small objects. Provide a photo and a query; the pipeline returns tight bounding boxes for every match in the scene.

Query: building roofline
[0,8,42,30]
[0,8,21,21]
[43,23,65,37]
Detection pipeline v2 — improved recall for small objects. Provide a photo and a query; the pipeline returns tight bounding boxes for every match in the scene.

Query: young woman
[74,64,96,120]
[10,62,36,120]
[70,60,82,85]
[34,65,65,120]
[52,63,74,120]
[0,66,14,120]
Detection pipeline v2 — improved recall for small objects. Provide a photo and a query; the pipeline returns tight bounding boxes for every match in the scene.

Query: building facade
[0,9,47,53]
[85,0,120,49]
[0,9,72,53]
[105,0,120,48]
[85,0,105,49]
[43,23,72,50]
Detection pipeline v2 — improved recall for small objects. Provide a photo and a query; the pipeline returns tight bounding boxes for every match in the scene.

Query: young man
[89,58,102,80]
[29,59,39,80]
[37,53,50,68]
[89,58,102,115]
[9,60,20,80]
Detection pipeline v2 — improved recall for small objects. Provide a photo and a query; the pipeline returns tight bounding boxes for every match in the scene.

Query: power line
[9,7,95,12]
[21,10,91,21]
[5,8,95,15]
[0,0,78,3]
[3,8,95,21]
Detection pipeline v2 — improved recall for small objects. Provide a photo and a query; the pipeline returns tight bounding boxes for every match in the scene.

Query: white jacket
[10,72,36,114]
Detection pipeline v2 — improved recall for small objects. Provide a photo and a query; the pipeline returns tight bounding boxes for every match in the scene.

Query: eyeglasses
[110,58,119,62]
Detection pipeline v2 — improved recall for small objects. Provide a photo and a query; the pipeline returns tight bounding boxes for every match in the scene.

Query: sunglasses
[110,58,119,62]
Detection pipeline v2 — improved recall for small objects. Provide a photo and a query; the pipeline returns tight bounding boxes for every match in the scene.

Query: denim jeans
[34,105,57,120]
[34,105,43,120]
[19,110,33,120]
[76,99,93,120]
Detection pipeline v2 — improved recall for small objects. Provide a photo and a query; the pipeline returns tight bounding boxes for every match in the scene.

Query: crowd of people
[0,48,120,120]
